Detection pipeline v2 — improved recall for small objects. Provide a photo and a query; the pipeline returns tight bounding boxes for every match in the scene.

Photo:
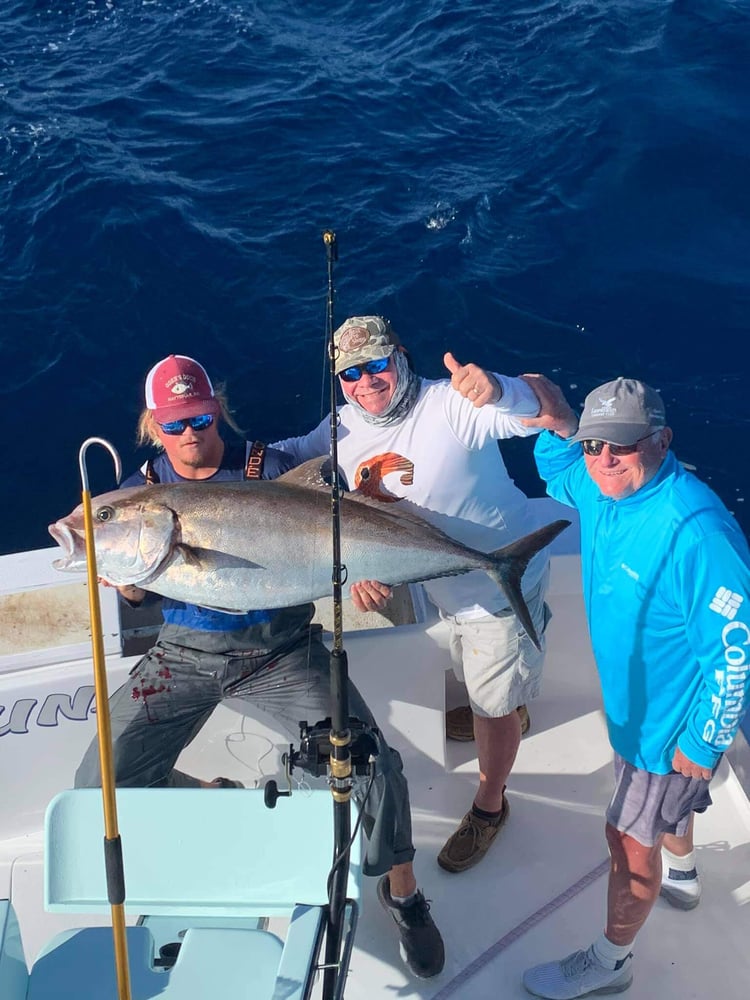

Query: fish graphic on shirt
[354,452,414,502]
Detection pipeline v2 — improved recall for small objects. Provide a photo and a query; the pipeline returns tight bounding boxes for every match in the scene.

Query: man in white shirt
[273,316,553,874]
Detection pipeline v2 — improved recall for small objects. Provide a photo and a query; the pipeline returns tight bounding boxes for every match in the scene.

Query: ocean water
[2,0,749,556]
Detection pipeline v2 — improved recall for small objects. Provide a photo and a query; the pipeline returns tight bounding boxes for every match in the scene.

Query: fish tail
[486,519,571,650]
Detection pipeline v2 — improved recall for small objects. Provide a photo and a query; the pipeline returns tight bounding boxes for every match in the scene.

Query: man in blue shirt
[520,375,750,999]
[74,354,444,980]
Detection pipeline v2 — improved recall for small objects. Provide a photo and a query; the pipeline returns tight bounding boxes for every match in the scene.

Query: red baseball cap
[144,355,221,423]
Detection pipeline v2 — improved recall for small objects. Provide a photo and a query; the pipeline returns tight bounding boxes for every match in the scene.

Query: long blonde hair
[136,383,243,449]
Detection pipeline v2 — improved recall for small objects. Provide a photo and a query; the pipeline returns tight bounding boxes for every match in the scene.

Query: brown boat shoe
[445,704,530,741]
[437,795,510,873]
[444,705,475,741]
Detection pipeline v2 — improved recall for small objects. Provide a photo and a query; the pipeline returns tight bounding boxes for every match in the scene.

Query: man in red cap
[74,354,445,981]
[134,353,227,479]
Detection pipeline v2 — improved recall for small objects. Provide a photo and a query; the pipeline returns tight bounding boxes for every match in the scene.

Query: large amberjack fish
[49,462,570,649]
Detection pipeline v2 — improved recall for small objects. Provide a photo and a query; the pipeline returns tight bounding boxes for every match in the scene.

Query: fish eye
[96,505,115,522]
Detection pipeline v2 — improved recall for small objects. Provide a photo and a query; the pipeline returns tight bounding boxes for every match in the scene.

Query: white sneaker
[660,860,701,910]
[523,945,633,999]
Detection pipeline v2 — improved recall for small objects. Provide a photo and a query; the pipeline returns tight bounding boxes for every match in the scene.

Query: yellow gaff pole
[79,437,131,1000]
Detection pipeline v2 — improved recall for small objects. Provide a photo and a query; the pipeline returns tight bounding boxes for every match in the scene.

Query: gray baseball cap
[333,316,400,375]
[571,377,666,446]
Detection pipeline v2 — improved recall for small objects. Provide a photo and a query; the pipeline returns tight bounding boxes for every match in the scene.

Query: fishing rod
[320,228,354,1000]
[79,437,132,1000]
[261,232,365,997]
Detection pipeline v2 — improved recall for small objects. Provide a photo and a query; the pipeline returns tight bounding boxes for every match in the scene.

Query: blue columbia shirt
[535,431,750,773]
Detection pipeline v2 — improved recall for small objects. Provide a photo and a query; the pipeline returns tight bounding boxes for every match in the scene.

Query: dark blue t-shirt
[121,441,294,489]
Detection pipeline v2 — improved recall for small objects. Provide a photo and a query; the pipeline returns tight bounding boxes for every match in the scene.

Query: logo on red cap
[144,355,220,422]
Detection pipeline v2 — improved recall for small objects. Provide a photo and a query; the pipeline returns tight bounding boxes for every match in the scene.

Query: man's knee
[74,753,101,789]
[370,738,404,778]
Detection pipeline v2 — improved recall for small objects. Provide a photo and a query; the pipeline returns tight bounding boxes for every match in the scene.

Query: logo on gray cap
[571,377,666,447]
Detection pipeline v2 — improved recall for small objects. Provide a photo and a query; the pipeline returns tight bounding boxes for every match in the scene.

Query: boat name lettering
[0,686,95,737]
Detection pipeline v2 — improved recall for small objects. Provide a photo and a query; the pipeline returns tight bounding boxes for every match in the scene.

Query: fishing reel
[264,716,379,808]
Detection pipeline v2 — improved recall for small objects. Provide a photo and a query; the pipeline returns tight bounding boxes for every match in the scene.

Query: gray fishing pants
[75,617,414,875]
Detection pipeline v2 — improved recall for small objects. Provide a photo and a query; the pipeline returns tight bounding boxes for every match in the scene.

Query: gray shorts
[441,566,551,718]
[606,753,714,847]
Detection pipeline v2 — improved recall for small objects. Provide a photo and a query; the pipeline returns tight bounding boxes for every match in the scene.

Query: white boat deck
[2,510,750,998]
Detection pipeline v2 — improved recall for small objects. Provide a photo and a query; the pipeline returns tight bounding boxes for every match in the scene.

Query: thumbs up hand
[443,352,502,407]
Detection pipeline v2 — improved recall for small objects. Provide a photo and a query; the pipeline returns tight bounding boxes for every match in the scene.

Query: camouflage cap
[571,377,666,446]
[333,316,400,375]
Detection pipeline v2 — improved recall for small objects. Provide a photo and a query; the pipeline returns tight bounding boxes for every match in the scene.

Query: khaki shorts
[606,753,714,847]
[441,566,551,718]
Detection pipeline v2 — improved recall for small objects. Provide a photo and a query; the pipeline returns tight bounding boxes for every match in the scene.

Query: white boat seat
[3,787,361,1000]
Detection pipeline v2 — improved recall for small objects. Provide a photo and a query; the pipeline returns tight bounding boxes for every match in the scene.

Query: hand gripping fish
[49,460,570,649]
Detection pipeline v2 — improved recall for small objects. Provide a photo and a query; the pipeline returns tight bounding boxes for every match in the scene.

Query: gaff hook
[78,435,131,1000]
[79,436,122,492]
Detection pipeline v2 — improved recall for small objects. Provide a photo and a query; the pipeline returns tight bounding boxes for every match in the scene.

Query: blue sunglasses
[158,413,215,436]
[339,356,390,382]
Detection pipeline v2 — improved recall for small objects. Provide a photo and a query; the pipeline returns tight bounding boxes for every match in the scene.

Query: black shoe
[376,875,445,979]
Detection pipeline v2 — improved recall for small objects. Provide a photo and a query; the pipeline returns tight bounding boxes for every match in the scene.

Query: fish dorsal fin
[277,457,434,531]
[277,456,339,490]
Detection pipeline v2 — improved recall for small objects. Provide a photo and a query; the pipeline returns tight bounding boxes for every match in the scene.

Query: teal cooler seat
[1,787,361,1000]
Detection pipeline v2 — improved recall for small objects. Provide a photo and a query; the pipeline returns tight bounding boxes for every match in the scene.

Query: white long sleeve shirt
[273,374,546,619]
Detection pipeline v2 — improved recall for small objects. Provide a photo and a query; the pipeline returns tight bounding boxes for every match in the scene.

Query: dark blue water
[2,0,749,555]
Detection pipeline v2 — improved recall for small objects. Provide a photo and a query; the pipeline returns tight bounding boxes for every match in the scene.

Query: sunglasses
[158,413,215,436]
[581,432,657,457]
[339,356,390,382]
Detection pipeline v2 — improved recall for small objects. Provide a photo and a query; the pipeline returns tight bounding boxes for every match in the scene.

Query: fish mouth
[48,522,80,569]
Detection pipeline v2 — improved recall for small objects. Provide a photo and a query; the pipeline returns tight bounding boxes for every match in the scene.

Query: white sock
[592,932,633,970]
[387,877,417,907]
[390,890,417,907]
[662,846,698,878]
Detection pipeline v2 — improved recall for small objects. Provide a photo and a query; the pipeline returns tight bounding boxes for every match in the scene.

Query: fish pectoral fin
[176,546,262,571]
[175,543,204,568]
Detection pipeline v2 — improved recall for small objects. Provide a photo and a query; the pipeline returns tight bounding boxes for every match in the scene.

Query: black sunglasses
[339,356,390,383]
[581,432,658,457]
[158,413,215,436]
